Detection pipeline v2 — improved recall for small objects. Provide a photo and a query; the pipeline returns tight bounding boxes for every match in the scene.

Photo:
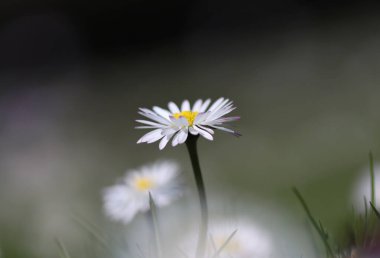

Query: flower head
[136,98,240,149]
[103,160,182,224]
[180,219,272,258]
[209,221,272,258]
[352,163,380,212]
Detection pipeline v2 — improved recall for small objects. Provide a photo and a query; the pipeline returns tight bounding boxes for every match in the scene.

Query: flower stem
[148,193,163,258]
[186,135,208,258]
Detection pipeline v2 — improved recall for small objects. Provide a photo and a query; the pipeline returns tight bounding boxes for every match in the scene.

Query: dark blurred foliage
[1,0,380,70]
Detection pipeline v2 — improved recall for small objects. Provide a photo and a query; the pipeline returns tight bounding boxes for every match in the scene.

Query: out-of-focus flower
[352,163,380,212]
[103,160,182,224]
[136,97,240,149]
[344,163,380,258]
[208,220,272,258]
[180,219,272,258]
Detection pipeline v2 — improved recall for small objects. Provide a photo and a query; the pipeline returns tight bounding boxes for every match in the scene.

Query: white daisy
[209,220,272,258]
[136,97,240,149]
[180,220,272,258]
[103,160,183,224]
[352,163,380,212]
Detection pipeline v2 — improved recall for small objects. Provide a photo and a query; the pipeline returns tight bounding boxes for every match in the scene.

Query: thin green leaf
[149,192,163,258]
[55,238,71,258]
[209,235,217,253]
[318,220,328,239]
[292,187,335,258]
[369,151,375,206]
[71,215,110,249]
[211,229,238,258]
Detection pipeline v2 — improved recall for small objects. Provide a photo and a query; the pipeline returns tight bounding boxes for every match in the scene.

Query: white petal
[135,126,160,129]
[147,134,165,143]
[197,125,214,134]
[177,129,189,144]
[172,130,187,146]
[211,125,241,136]
[192,99,203,112]
[159,134,173,150]
[206,106,236,122]
[137,129,163,143]
[209,99,230,114]
[208,97,224,111]
[118,203,139,224]
[136,119,165,128]
[139,109,171,125]
[153,106,171,119]
[168,102,180,113]
[181,99,190,111]
[102,186,139,224]
[194,126,213,141]
[199,98,211,112]
[189,127,199,135]
[205,106,233,121]
[194,112,210,123]
[162,127,178,135]
[171,132,180,146]
[203,100,235,122]
[212,116,240,124]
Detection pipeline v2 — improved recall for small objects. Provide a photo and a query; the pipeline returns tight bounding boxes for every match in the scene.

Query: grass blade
[369,151,375,206]
[149,192,163,258]
[211,229,238,258]
[292,187,335,258]
[71,215,110,249]
[55,238,71,258]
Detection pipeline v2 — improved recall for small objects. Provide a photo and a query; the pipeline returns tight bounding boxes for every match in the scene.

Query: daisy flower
[180,219,272,258]
[352,163,380,212]
[209,220,272,258]
[103,160,182,224]
[136,97,240,149]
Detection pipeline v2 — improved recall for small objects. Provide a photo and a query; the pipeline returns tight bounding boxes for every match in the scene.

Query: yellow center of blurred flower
[135,178,154,191]
[214,237,241,254]
[173,111,198,126]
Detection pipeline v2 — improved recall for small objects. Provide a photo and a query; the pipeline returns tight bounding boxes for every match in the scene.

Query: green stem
[149,193,163,258]
[186,135,208,258]
[369,151,375,206]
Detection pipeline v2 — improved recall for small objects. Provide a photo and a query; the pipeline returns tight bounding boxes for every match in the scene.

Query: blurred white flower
[209,220,272,258]
[180,219,272,258]
[136,97,240,149]
[352,163,380,212]
[103,160,183,224]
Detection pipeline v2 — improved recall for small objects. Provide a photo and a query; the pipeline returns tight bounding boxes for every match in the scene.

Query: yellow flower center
[134,177,154,191]
[173,111,198,126]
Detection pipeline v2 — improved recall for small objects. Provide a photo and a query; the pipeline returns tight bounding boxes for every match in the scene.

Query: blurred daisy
[352,163,380,212]
[103,160,182,224]
[208,220,272,258]
[136,97,240,149]
[180,219,272,258]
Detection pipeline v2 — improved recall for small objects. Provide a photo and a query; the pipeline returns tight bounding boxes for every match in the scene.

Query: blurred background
[1,0,380,257]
